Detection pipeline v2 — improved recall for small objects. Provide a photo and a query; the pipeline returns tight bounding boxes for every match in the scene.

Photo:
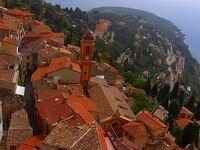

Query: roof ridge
[69,126,92,149]
[143,111,166,128]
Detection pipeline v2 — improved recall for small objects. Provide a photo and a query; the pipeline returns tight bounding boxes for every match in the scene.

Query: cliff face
[90,7,200,97]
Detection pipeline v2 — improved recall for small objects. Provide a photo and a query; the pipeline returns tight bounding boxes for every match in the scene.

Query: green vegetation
[131,94,153,114]
[18,64,27,86]
[122,71,147,89]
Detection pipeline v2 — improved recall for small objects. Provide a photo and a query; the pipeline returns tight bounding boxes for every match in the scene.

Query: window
[85,46,90,56]
[27,56,30,60]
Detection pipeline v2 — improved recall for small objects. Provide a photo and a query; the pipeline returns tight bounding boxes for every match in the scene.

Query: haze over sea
[46,0,200,62]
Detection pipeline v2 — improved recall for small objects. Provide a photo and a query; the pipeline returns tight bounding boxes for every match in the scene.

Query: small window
[85,46,90,56]
[27,56,30,60]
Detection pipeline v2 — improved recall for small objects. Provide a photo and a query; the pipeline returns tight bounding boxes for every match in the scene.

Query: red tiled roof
[36,89,63,101]
[1,37,19,45]
[123,122,148,138]
[25,19,44,27]
[67,96,100,113]
[0,23,11,29]
[31,57,81,81]
[124,87,145,95]
[181,106,193,116]
[174,147,185,150]
[175,118,193,129]
[24,32,41,38]
[36,97,73,124]
[42,32,65,38]
[31,67,47,81]
[67,100,95,124]
[63,113,87,127]
[0,54,19,84]
[17,135,45,150]
[96,124,108,150]
[9,8,34,17]
[3,14,22,22]
[56,84,84,97]
[121,137,140,150]
[136,110,167,131]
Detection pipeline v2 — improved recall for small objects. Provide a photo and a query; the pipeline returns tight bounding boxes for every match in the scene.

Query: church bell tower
[80,30,94,84]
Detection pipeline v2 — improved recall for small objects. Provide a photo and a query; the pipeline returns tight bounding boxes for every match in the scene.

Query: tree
[185,95,195,112]
[194,102,200,120]
[178,90,185,108]
[166,114,174,131]
[157,84,170,102]
[181,123,200,148]
[160,95,169,110]
[150,83,158,98]
[168,100,181,117]
[170,81,179,100]
[144,78,151,96]
[171,125,183,146]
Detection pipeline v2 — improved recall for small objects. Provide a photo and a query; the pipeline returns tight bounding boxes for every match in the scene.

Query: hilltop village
[0,5,199,150]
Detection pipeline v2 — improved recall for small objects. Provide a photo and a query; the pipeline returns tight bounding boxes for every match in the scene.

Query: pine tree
[168,100,181,117]
[158,84,170,102]
[170,81,179,100]
[178,90,185,108]
[185,95,195,112]
[181,123,200,148]
[160,95,169,109]
[150,83,158,98]
[166,114,174,131]
[145,78,151,96]
[194,102,200,120]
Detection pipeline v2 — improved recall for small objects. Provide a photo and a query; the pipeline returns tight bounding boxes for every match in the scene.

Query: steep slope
[90,7,200,97]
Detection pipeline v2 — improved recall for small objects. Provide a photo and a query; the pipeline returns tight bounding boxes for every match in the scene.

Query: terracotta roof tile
[43,122,107,150]
[124,87,145,95]
[0,23,11,29]
[0,54,19,84]
[1,37,19,45]
[67,96,100,113]
[88,83,135,121]
[153,105,169,121]
[120,137,140,150]
[36,98,73,125]
[31,57,81,81]
[136,110,167,131]
[180,106,193,116]
[175,118,193,129]
[123,122,148,138]
[67,100,96,124]
[9,8,34,17]
[7,109,33,147]
[3,14,22,22]
[17,135,45,150]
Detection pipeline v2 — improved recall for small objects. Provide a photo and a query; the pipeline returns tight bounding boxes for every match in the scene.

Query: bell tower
[80,30,94,84]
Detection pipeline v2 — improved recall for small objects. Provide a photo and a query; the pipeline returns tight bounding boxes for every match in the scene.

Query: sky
[46,0,200,61]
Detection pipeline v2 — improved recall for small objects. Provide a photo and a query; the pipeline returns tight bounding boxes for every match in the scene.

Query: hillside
[90,7,200,97]
[1,1,200,97]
